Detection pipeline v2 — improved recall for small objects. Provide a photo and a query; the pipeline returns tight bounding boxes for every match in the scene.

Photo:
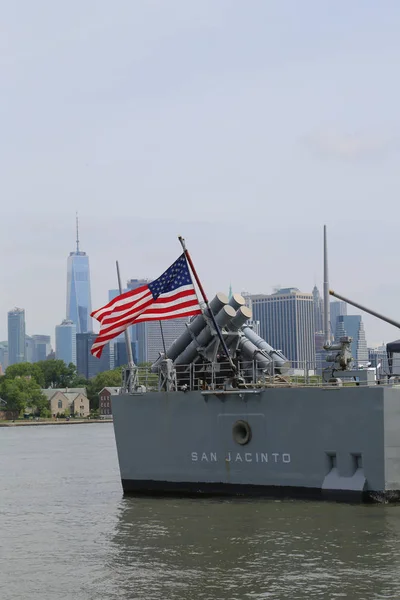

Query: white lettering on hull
[191,452,291,464]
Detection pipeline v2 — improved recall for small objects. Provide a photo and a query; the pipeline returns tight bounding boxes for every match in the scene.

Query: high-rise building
[66,216,92,334]
[77,332,110,379]
[330,300,347,337]
[251,288,315,367]
[0,342,9,372]
[32,335,51,362]
[241,291,252,310]
[24,334,51,363]
[312,286,324,333]
[144,319,190,364]
[335,315,368,365]
[25,335,35,363]
[8,308,26,365]
[55,320,77,366]
[114,341,138,368]
[314,332,326,354]
[368,345,390,374]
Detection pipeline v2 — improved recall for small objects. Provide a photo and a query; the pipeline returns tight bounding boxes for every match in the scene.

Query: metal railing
[121,359,400,393]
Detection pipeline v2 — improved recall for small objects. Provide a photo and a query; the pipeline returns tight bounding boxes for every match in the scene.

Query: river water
[1,424,400,599]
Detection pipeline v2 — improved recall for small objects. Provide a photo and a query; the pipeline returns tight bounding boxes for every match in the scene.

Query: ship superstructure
[110,228,400,503]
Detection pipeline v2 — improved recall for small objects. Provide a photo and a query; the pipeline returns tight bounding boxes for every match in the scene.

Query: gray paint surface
[111,386,400,496]
[383,386,400,489]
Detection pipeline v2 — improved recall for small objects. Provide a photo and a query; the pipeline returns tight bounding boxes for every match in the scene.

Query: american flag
[90,253,201,358]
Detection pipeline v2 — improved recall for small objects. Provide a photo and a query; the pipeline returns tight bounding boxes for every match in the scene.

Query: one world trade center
[66,216,92,334]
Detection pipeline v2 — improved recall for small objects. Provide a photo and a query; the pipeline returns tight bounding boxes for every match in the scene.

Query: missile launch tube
[242,325,290,373]
[229,293,246,311]
[237,336,272,372]
[175,305,236,366]
[163,292,229,362]
[225,306,253,348]
[228,306,252,331]
[329,289,400,330]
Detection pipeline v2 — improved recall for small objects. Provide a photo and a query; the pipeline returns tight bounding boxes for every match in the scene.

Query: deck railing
[121,359,400,393]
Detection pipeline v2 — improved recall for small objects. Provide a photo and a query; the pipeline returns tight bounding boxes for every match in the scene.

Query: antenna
[323,224,331,346]
[76,212,80,253]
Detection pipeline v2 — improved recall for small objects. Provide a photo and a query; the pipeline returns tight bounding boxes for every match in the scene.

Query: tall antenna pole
[323,224,331,346]
[76,212,80,253]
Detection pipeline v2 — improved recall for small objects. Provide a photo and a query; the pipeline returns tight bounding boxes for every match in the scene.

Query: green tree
[4,363,45,387]
[0,377,48,416]
[35,360,80,388]
[40,407,52,418]
[71,374,89,387]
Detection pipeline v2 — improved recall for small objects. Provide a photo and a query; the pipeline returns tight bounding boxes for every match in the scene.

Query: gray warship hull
[111,384,400,503]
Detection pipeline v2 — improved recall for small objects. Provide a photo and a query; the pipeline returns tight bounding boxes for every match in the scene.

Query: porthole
[232,420,252,445]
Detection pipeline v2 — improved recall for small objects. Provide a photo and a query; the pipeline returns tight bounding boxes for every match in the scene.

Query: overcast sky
[1,0,400,347]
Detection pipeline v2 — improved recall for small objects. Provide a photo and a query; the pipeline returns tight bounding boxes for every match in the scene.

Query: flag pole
[178,236,236,373]
[116,261,135,368]
[159,321,167,354]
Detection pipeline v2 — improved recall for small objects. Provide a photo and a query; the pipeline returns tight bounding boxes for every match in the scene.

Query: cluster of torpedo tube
[151,292,290,380]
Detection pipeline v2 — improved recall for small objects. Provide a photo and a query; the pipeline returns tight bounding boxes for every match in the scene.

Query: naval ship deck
[122,360,396,393]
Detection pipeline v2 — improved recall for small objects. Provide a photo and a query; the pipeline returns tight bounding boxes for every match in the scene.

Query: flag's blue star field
[148,254,193,299]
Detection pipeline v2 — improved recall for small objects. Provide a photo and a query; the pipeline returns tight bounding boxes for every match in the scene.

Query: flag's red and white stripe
[90,284,201,358]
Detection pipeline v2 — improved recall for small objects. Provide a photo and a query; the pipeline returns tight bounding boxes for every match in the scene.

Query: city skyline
[0,237,394,352]
[0,212,398,349]
[0,276,381,375]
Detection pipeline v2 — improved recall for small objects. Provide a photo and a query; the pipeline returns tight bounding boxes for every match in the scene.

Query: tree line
[0,360,123,417]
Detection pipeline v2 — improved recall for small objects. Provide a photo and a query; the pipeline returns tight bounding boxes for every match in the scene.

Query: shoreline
[0,419,113,427]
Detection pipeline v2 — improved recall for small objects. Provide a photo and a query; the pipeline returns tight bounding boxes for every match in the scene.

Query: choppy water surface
[1,424,400,599]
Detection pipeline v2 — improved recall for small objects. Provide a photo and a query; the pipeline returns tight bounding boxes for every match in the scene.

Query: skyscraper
[25,335,35,363]
[55,319,77,366]
[312,285,324,333]
[330,300,347,337]
[0,342,8,372]
[335,315,368,365]
[66,215,92,334]
[251,288,315,367]
[143,319,190,364]
[114,341,138,368]
[8,308,26,365]
[77,332,110,379]
[368,345,390,373]
[32,335,51,362]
